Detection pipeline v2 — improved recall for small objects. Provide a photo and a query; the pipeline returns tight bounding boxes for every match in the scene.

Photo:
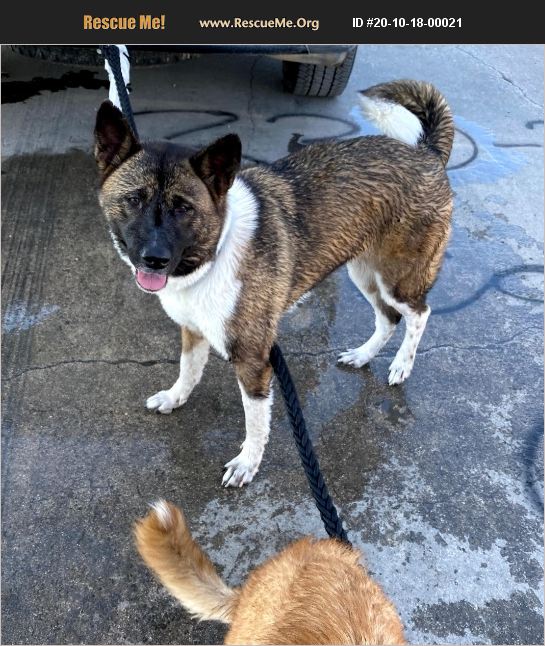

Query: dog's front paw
[222,451,260,488]
[338,346,374,368]
[388,354,413,385]
[146,389,185,414]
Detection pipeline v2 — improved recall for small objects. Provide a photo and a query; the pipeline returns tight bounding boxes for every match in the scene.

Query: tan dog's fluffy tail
[134,500,238,623]
[359,79,454,166]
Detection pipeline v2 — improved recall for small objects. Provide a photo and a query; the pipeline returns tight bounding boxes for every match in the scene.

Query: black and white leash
[101,45,139,138]
[100,46,350,544]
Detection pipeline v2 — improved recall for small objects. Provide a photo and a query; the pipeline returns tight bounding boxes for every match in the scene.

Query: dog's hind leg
[375,274,431,385]
[387,305,430,385]
[147,326,210,414]
[338,258,401,368]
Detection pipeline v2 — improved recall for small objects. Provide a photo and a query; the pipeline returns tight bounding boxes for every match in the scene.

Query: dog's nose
[141,246,170,270]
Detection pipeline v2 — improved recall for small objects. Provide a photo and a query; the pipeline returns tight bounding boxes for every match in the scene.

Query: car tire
[282,47,357,97]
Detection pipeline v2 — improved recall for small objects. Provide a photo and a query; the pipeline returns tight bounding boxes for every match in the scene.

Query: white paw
[388,354,413,385]
[338,345,374,368]
[146,389,185,414]
[222,451,261,488]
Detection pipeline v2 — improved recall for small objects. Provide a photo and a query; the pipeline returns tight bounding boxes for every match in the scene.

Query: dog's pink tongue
[136,270,167,292]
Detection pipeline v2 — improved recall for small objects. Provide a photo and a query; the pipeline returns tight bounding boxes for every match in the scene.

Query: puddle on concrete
[1,69,108,104]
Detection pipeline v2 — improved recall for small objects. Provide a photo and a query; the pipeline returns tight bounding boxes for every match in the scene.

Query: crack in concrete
[417,326,540,356]
[4,326,539,381]
[456,46,543,110]
[284,326,539,360]
[3,357,178,381]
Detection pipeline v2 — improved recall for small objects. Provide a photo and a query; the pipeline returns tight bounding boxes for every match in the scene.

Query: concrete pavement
[1,45,543,644]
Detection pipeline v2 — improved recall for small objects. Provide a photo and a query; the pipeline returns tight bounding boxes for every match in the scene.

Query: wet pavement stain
[411,593,544,644]
[1,69,108,104]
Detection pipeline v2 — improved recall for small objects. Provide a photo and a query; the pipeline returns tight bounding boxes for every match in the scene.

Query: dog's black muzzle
[140,243,171,271]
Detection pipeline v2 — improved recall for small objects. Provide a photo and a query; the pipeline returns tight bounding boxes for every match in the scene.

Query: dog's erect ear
[189,134,241,199]
[94,100,140,179]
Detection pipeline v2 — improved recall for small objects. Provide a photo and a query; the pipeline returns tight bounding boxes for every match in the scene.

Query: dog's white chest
[158,274,240,359]
[155,177,258,359]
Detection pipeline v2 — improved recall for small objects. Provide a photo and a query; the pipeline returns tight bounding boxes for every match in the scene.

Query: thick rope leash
[270,344,350,544]
[101,45,139,138]
[101,47,350,544]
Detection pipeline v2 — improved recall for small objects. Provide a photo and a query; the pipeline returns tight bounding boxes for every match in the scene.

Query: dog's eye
[172,198,193,217]
[126,195,141,207]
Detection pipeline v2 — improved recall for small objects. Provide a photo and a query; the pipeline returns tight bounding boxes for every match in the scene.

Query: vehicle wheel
[282,47,357,97]
[10,46,194,66]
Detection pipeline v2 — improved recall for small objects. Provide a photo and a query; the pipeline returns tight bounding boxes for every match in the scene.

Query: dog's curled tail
[359,79,454,166]
[134,500,238,623]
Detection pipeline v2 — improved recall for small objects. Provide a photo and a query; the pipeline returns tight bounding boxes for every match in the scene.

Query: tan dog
[134,501,405,644]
